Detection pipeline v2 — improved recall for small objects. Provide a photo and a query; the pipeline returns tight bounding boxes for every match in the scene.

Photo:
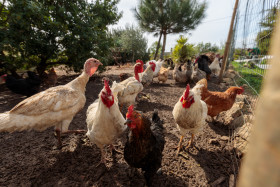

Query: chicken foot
[54,129,86,148]
[110,144,122,154]
[96,148,110,167]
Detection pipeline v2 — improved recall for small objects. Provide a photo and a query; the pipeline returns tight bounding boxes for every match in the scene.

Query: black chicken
[124,106,165,186]
[195,55,212,79]
[3,71,41,96]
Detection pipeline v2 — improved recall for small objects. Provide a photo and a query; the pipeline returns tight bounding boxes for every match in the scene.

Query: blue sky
[110,0,237,52]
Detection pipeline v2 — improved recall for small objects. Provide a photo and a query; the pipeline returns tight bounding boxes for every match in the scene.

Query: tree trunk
[10,69,21,79]
[154,31,162,60]
[160,32,167,60]
[132,52,135,63]
[37,57,48,76]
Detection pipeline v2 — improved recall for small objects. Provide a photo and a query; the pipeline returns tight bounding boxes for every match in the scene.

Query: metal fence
[226,0,280,182]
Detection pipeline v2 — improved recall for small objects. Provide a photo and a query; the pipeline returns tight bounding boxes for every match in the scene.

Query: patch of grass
[231,61,263,94]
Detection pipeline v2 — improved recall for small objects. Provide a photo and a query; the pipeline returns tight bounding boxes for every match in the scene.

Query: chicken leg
[55,128,62,148]
[176,136,184,156]
[185,134,194,149]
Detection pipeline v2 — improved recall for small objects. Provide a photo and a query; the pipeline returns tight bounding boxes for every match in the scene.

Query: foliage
[109,25,148,64]
[172,36,196,63]
[256,7,278,55]
[233,48,243,59]
[232,61,263,94]
[148,41,162,60]
[0,0,121,74]
[135,0,207,59]
[195,42,219,54]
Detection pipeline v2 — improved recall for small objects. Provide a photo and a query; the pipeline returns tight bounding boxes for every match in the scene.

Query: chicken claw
[110,144,123,154]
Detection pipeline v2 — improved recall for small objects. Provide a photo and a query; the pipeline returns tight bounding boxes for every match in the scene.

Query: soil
[0,65,239,187]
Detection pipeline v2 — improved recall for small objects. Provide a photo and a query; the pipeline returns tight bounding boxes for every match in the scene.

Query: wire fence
[226,0,279,182]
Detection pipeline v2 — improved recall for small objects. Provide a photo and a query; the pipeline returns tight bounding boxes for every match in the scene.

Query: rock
[236,94,247,102]
[234,122,252,155]
[216,101,245,126]
[220,136,229,141]
[223,77,233,85]
[209,138,220,145]
[220,83,227,90]
[229,174,235,187]
[224,71,236,79]
[210,176,226,186]
[230,115,245,129]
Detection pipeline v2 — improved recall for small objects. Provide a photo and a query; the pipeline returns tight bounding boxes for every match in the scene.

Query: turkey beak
[124,119,132,125]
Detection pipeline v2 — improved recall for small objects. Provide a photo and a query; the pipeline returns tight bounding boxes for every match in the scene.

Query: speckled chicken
[0,58,102,147]
[124,106,165,186]
[139,62,156,87]
[173,64,187,83]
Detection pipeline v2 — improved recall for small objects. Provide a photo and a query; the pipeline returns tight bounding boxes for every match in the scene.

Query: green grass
[231,61,263,95]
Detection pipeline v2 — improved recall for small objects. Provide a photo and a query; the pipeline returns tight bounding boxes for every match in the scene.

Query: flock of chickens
[0,57,243,186]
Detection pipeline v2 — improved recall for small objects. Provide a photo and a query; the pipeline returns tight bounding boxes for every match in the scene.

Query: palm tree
[135,0,207,59]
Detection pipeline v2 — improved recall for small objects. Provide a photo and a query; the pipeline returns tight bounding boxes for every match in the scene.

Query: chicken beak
[124,119,132,125]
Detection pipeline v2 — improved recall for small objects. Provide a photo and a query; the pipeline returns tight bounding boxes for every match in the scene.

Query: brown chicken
[157,66,170,83]
[41,68,58,86]
[197,78,244,118]
[124,106,165,186]
[119,73,132,82]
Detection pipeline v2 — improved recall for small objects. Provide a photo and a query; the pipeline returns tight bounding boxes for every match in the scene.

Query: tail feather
[197,78,207,88]
[193,78,208,100]
[0,113,35,132]
[151,109,164,133]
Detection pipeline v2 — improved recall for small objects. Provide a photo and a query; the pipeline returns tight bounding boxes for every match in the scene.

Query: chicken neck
[68,72,90,93]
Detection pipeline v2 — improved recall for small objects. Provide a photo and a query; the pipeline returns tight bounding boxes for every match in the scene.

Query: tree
[120,25,148,62]
[110,25,148,63]
[148,41,162,60]
[256,7,278,55]
[135,0,206,59]
[172,36,196,63]
[195,42,219,54]
[0,0,121,75]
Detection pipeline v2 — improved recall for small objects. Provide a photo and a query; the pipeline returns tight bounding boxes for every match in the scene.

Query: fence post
[237,13,280,186]
[219,0,239,82]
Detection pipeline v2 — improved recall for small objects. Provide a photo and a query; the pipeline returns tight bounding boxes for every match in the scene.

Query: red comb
[103,79,111,94]
[184,84,190,98]
[240,86,244,93]
[136,59,144,66]
[127,105,134,118]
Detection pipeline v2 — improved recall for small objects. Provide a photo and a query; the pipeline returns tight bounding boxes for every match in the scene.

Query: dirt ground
[0,66,239,187]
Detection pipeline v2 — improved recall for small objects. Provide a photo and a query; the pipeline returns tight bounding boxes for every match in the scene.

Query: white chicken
[209,55,221,77]
[146,59,164,77]
[86,79,126,165]
[111,63,143,108]
[172,84,207,155]
[139,62,156,87]
[0,58,102,147]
